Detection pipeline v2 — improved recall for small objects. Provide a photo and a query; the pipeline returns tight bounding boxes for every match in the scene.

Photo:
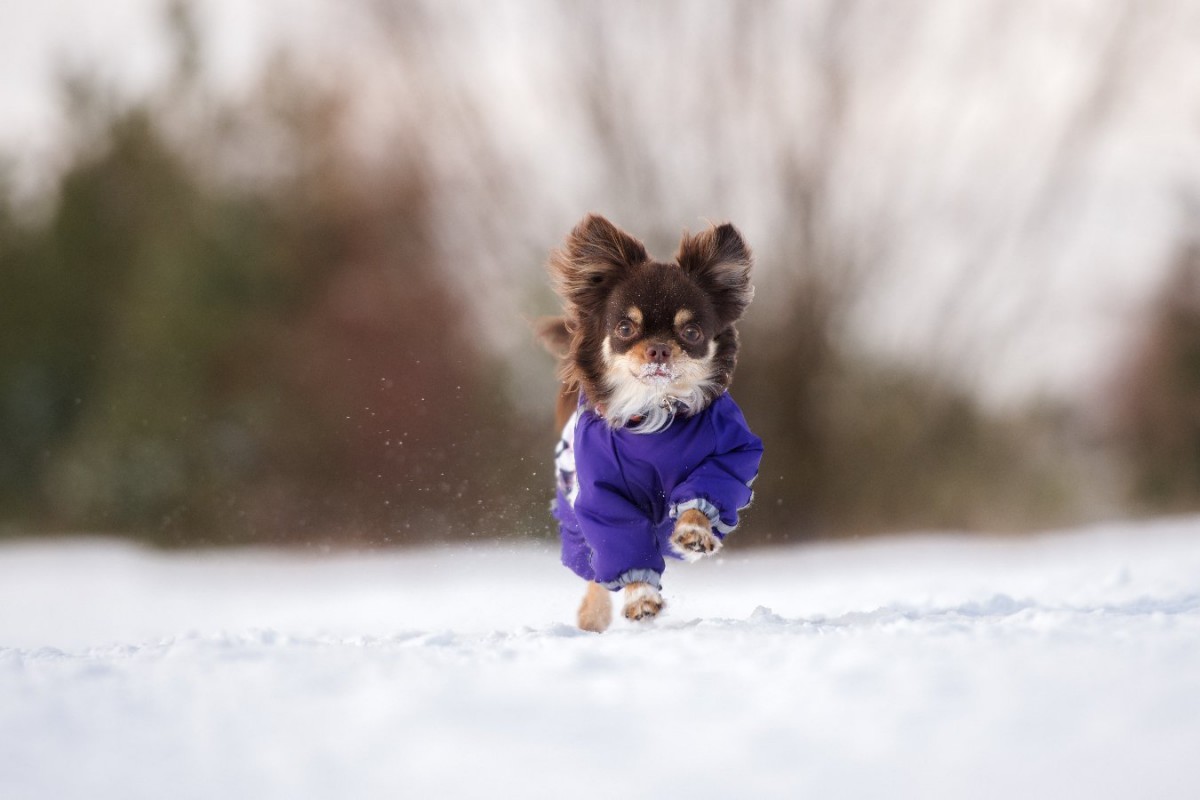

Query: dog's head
[547,214,753,431]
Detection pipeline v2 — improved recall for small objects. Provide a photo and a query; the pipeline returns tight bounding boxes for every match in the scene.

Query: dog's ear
[533,315,572,358]
[549,214,647,316]
[676,223,754,325]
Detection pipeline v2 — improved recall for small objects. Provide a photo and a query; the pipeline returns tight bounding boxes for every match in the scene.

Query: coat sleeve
[668,397,763,539]
[572,416,665,589]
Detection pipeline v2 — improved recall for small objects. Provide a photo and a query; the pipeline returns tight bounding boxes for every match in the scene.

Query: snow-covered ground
[2,518,1199,800]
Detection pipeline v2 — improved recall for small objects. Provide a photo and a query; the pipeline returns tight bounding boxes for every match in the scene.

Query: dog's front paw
[670,508,722,562]
[623,582,664,622]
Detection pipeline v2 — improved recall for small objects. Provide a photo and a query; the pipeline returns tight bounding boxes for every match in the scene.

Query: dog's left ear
[676,223,754,324]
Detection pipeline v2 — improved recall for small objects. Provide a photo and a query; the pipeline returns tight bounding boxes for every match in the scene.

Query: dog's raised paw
[670,509,722,562]
[623,582,664,622]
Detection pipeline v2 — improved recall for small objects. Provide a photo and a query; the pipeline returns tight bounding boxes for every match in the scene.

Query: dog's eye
[679,324,703,345]
[614,319,637,339]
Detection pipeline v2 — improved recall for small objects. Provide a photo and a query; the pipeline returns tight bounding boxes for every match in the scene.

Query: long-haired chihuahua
[540,214,763,632]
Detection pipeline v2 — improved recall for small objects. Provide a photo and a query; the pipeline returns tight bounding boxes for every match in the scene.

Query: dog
[540,214,764,632]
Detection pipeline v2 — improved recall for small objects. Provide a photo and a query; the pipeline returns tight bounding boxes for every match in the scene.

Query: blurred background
[3,0,1200,548]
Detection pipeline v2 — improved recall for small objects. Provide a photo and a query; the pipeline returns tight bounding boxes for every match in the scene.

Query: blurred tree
[37,103,291,540]
[0,177,92,518]
[0,29,534,545]
[1112,240,1200,510]
[735,274,1075,540]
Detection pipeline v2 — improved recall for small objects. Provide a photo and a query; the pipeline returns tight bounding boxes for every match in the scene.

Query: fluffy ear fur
[675,223,754,325]
[548,214,648,318]
[533,315,572,359]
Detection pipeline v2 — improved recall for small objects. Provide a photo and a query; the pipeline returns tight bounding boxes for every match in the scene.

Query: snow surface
[2,518,1200,799]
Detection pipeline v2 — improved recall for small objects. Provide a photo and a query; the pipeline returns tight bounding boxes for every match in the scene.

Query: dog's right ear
[548,214,647,316]
[533,315,572,358]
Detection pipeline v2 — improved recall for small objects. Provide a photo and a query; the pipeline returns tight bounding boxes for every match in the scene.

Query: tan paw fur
[577,581,613,633]
[622,582,665,622]
[670,508,722,562]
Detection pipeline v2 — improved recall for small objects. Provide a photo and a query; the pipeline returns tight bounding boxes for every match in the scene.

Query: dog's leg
[577,581,613,633]
[622,581,665,622]
[669,508,722,561]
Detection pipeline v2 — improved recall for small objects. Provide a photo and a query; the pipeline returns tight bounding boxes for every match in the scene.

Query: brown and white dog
[540,214,760,631]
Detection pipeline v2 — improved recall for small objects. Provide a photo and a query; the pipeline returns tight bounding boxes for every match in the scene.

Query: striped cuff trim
[600,568,662,591]
[669,498,736,535]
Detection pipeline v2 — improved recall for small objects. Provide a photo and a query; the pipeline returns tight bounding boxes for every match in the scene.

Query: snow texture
[2,518,1200,799]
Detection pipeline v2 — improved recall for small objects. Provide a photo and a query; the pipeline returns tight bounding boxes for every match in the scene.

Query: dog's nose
[646,342,672,364]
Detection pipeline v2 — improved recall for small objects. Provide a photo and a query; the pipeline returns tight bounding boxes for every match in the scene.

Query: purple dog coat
[553,392,764,590]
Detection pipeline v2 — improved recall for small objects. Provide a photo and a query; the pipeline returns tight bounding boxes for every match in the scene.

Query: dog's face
[549,215,753,429]
[597,263,725,428]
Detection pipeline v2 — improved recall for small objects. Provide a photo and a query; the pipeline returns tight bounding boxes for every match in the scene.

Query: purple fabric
[553,392,763,590]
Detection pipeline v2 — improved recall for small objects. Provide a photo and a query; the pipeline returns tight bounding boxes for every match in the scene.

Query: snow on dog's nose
[638,341,675,381]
